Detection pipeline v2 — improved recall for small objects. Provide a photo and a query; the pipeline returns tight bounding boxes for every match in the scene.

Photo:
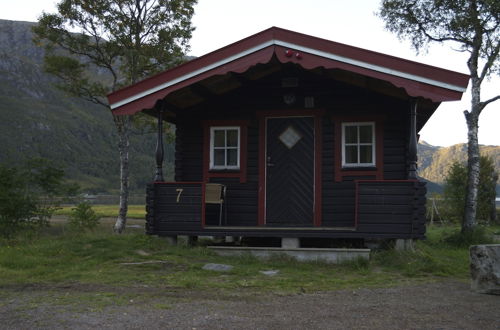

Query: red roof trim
[273,45,464,102]
[112,46,275,115]
[108,27,469,115]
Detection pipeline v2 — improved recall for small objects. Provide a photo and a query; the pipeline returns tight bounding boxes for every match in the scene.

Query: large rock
[470,244,500,295]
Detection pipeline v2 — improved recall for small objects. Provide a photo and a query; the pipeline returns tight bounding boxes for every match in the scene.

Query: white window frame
[209,126,241,170]
[341,122,376,167]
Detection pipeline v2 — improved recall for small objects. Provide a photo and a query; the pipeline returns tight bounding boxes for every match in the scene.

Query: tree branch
[481,94,500,108]
[404,4,472,47]
[479,41,500,83]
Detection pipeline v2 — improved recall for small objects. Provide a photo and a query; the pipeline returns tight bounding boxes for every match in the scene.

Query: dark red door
[265,117,314,226]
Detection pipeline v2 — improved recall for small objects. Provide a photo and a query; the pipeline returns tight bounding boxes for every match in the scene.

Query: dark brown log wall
[356,181,426,238]
[147,67,428,239]
[146,182,204,234]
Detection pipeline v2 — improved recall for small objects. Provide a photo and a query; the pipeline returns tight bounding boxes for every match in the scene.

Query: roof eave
[107,27,469,115]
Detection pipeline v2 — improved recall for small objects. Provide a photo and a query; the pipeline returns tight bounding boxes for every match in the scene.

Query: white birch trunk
[113,115,131,234]
[463,78,481,232]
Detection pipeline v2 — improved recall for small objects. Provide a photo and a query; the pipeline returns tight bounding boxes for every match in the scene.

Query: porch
[145,180,426,240]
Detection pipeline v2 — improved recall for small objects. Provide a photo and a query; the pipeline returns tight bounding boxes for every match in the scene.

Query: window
[210,126,240,170]
[342,122,375,167]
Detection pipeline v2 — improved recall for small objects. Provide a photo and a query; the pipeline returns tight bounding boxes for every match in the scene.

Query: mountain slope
[0,19,173,193]
[417,142,500,184]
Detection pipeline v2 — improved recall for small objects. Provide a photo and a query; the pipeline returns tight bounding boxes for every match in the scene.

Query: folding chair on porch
[205,183,226,226]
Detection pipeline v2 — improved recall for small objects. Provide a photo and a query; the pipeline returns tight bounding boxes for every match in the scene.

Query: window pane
[345,146,358,164]
[344,126,358,143]
[227,149,238,166]
[226,129,238,147]
[214,149,225,166]
[359,125,373,143]
[214,130,225,147]
[360,145,373,164]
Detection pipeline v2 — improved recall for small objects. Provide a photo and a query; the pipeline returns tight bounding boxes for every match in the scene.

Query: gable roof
[107,27,469,115]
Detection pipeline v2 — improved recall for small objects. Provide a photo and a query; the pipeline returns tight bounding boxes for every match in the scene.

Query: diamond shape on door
[279,126,302,149]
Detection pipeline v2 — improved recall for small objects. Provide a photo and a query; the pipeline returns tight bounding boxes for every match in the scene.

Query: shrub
[442,162,467,223]
[478,158,498,223]
[442,156,498,224]
[68,202,101,231]
[0,159,77,238]
[0,165,40,237]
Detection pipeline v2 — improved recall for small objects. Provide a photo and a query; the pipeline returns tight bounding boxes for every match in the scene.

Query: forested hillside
[0,19,174,193]
[417,141,500,184]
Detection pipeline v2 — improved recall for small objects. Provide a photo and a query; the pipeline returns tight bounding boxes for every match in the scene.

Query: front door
[265,117,314,226]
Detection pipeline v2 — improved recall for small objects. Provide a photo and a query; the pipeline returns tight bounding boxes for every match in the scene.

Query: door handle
[267,163,275,167]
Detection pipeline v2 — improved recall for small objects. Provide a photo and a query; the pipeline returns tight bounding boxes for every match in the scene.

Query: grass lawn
[1,223,498,296]
[55,204,146,219]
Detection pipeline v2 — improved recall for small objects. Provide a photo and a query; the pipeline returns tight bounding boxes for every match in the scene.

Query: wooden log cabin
[107,27,469,245]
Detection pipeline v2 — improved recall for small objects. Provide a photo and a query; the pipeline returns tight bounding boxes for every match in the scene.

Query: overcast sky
[1,0,498,146]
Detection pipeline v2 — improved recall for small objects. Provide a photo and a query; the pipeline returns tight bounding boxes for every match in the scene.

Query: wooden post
[408,99,418,180]
[154,105,164,182]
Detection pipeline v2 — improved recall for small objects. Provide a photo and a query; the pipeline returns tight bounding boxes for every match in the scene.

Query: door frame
[257,110,324,227]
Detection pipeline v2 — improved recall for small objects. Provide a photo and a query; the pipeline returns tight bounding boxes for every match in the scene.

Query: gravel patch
[0,281,498,329]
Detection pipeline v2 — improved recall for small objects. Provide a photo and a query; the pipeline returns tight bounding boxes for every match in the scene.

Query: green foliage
[442,162,468,222]
[68,202,101,231]
[478,156,498,222]
[33,0,198,101]
[442,156,498,223]
[31,1,195,228]
[443,226,495,248]
[0,165,39,238]
[372,225,479,277]
[43,55,108,102]
[373,244,466,277]
[378,0,500,68]
[56,204,146,219]
[0,159,77,238]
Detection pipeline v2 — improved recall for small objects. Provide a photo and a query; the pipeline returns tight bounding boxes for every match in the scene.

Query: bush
[68,202,101,231]
[442,162,467,222]
[442,156,498,224]
[0,159,77,238]
[0,165,40,237]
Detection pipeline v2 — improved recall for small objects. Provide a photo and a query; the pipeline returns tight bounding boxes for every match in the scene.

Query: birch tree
[378,0,500,232]
[33,0,197,233]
